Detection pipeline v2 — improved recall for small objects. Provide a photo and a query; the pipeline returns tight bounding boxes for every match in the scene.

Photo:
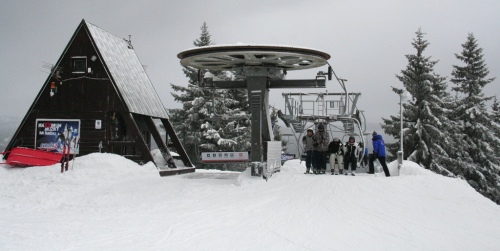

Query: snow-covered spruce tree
[382,28,458,174]
[492,96,500,124]
[450,33,500,203]
[168,22,251,170]
[492,96,500,112]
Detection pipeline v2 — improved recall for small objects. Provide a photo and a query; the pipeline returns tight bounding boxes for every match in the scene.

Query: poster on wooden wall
[35,119,81,154]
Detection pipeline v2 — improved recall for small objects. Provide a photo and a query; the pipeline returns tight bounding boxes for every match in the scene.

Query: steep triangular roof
[84,20,169,119]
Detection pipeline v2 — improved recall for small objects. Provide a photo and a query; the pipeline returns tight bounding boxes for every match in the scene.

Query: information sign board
[35,119,80,154]
[201,152,249,162]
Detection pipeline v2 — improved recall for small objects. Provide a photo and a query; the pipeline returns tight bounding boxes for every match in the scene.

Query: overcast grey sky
[1,0,499,137]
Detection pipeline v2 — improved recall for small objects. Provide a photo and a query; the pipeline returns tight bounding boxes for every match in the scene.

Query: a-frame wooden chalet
[5,19,193,175]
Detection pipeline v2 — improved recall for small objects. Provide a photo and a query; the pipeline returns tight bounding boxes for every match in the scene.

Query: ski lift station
[178,45,367,179]
[2,20,367,179]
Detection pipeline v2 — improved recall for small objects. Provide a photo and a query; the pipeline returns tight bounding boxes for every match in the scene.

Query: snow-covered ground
[1,153,499,250]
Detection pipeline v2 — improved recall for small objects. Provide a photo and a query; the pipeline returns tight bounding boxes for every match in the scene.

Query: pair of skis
[60,138,70,173]
[60,130,79,173]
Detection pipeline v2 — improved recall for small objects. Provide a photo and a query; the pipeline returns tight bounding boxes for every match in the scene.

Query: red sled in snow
[1,147,63,167]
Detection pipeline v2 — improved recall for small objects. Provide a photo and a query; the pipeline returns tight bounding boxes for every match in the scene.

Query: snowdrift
[1,153,499,250]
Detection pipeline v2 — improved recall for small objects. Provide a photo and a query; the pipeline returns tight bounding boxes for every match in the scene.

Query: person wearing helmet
[313,123,330,174]
[302,128,316,174]
[344,136,360,176]
[328,137,344,175]
[369,131,390,176]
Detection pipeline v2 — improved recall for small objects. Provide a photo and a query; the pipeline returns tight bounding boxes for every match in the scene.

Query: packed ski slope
[1,153,499,250]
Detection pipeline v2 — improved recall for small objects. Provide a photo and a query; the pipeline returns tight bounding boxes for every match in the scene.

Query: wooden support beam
[143,116,176,168]
[160,118,193,167]
[121,112,155,164]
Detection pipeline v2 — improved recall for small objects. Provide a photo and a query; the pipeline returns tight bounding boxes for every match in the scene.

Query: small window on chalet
[72,57,87,73]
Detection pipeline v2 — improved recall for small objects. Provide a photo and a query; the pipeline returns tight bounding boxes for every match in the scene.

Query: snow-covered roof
[85,21,169,119]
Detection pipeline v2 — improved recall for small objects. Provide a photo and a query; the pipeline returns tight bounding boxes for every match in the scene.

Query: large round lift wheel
[178,45,331,178]
[177,44,330,71]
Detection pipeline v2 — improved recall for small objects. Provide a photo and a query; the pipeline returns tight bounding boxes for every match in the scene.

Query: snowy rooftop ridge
[84,21,169,119]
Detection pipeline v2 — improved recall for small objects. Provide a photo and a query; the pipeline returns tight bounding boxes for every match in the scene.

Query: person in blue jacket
[368,131,390,176]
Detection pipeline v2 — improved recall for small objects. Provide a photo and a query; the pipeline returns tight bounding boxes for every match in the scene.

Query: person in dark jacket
[302,128,316,174]
[343,136,360,176]
[368,131,390,176]
[328,137,344,175]
[313,123,329,174]
[358,142,368,169]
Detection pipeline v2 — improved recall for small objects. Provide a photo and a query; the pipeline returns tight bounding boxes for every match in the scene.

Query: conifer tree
[450,33,500,203]
[492,96,500,124]
[168,22,251,169]
[492,96,500,112]
[382,28,455,173]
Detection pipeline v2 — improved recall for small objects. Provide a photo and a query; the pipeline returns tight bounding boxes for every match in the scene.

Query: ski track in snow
[1,154,500,250]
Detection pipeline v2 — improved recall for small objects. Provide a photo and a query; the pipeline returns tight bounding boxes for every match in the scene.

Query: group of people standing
[302,125,390,177]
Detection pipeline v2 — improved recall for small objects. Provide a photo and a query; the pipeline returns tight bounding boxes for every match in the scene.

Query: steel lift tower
[178,45,331,177]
